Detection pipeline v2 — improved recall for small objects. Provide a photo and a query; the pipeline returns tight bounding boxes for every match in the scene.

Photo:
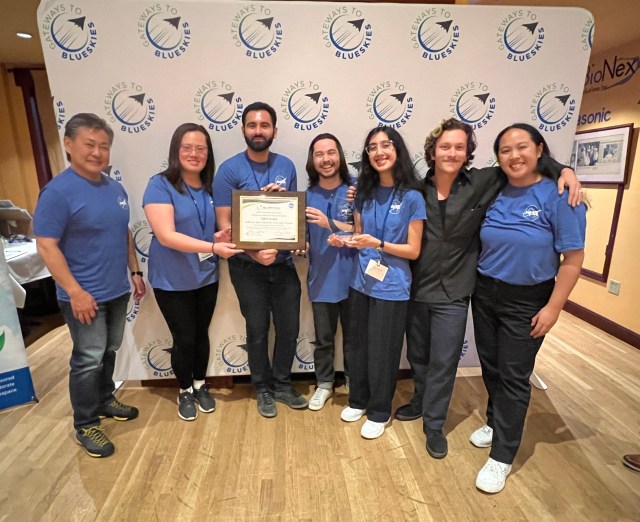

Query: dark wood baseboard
[564,300,640,349]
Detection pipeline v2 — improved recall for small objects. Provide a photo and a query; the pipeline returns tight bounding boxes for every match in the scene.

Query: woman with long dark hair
[143,123,242,421]
[337,126,426,439]
[471,123,586,493]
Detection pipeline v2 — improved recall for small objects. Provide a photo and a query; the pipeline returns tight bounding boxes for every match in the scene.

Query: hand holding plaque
[231,190,306,250]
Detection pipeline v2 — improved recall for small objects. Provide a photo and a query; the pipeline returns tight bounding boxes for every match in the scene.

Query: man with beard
[213,102,308,417]
[304,133,356,410]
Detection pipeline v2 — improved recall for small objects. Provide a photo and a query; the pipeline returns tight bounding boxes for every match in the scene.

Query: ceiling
[0,0,637,66]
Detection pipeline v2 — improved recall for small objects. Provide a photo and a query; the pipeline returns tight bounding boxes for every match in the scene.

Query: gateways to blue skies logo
[232,4,283,59]
[193,81,244,132]
[496,8,546,62]
[449,81,497,131]
[322,5,373,60]
[366,81,414,129]
[281,81,330,131]
[530,83,576,132]
[104,82,156,134]
[411,7,460,61]
[40,2,98,61]
[138,3,191,59]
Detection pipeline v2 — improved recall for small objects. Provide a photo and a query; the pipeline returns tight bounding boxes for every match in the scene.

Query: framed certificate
[231,190,306,250]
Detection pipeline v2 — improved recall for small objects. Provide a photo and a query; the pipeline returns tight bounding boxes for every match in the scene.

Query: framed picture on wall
[569,123,634,184]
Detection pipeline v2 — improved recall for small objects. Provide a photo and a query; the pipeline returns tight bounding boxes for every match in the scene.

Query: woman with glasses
[335,126,426,439]
[143,123,242,421]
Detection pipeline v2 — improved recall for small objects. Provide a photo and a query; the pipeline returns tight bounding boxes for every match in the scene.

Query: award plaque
[231,190,306,250]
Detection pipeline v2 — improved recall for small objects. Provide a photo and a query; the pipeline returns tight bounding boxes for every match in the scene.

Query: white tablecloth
[3,242,50,308]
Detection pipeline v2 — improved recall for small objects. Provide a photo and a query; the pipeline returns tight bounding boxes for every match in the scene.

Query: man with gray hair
[34,113,146,457]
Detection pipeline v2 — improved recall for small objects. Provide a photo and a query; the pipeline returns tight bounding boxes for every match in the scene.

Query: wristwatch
[376,240,384,252]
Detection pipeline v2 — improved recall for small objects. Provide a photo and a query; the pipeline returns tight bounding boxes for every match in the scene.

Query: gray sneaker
[193,385,216,413]
[177,392,198,421]
[274,388,309,409]
[257,390,277,418]
[76,426,115,458]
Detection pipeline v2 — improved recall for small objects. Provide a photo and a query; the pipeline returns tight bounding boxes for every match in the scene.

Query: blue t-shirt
[351,188,427,301]
[478,177,586,285]
[33,167,130,302]
[306,183,357,303]
[142,174,218,291]
[213,151,297,264]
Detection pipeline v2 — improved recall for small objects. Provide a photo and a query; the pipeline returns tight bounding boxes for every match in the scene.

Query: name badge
[198,252,213,262]
[365,259,388,281]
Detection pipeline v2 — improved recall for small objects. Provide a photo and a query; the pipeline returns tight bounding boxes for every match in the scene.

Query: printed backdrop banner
[37,1,593,380]
[0,249,37,409]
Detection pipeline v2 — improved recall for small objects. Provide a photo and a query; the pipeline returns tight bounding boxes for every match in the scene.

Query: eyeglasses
[179,145,208,156]
[365,140,394,155]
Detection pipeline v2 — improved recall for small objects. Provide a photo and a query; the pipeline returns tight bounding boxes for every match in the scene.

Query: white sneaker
[476,458,512,493]
[341,406,365,422]
[360,418,391,439]
[308,388,333,411]
[470,425,493,448]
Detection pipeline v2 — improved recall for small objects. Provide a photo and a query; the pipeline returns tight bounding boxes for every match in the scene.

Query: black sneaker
[76,426,115,458]
[426,429,448,459]
[256,390,277,418]
[177,392,198,421]
[274,388,309,409]
[394,402,422,421]
[98,398,139,421]
[193,385,216,413]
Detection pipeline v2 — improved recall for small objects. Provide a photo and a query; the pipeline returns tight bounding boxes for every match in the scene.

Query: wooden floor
[1,312,639,521]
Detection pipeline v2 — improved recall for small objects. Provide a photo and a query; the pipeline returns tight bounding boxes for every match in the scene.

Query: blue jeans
[228,257,301,391]
[59,292,129,430]
[405,297,470,431]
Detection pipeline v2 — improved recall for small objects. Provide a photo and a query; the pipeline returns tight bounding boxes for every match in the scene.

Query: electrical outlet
[608,279,621,295]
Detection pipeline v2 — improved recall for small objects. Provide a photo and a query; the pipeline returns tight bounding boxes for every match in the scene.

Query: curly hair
[423,118,476,170]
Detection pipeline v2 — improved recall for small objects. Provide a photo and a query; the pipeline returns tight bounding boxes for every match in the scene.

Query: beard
[245,134,274,152]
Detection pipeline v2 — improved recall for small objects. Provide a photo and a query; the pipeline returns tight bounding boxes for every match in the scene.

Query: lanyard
[373,187,397,244]
[246,152,271,189]
[184,184,208,237]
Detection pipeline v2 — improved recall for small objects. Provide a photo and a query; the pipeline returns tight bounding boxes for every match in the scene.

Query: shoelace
[180,393,195,403]
[82,427,110,447]
[259,391,274,404]
[313,389,330,401]
[487,460,508,478]
[109,399,133,412]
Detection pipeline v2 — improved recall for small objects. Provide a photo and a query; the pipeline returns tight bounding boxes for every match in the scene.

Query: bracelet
[131,271,143,277]
[211,242,215,255]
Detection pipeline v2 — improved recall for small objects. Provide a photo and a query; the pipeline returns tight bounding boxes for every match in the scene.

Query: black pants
[472,273,554,464]
[348,289,407,423]
[405,297,470,432]
[228,257,301,391]
[154,283,218,390]
[312,298,351,387]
